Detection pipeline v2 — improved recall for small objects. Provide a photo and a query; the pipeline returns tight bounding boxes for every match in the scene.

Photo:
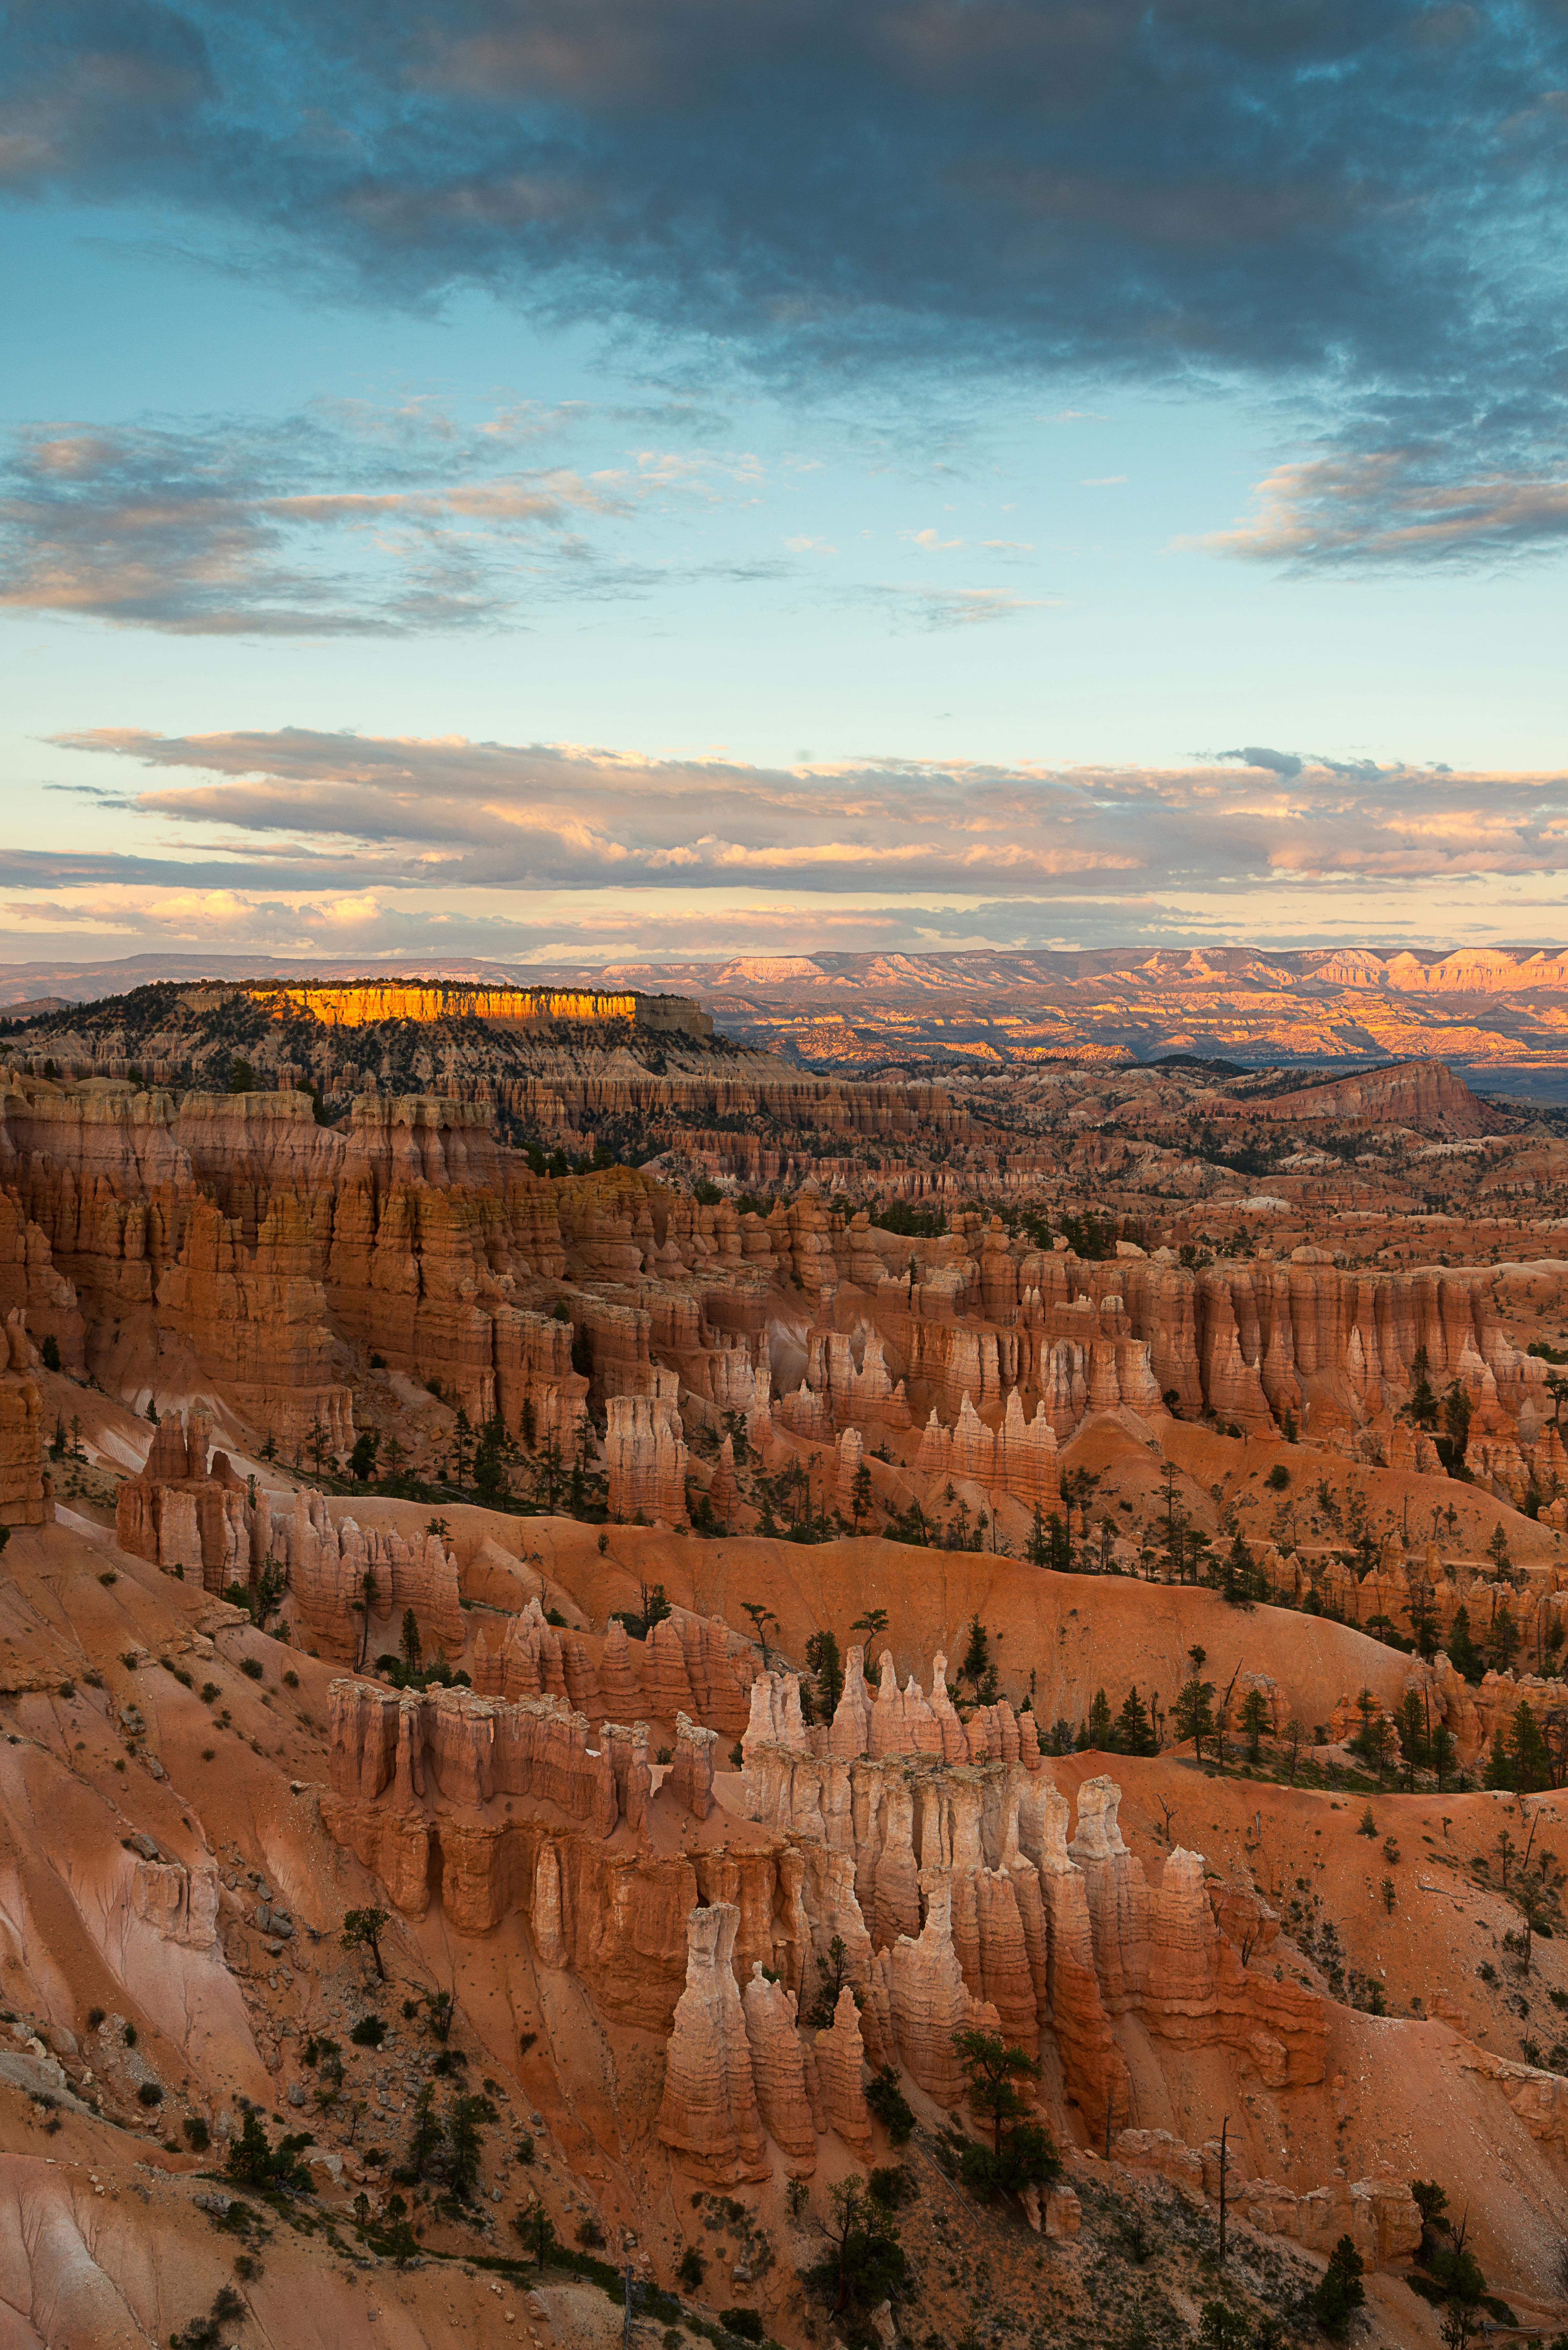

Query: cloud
[901,527,965,551]
[0,400,772,633]
[1081,476,1126,487]
[34,728,1568,915]
[879,585,1055,627]
[1218,747,1305,781]
[5,0,1567,517]
[1192,450,1568,567]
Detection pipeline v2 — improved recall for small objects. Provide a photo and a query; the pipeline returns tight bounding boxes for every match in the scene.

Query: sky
[4,0,1568,970]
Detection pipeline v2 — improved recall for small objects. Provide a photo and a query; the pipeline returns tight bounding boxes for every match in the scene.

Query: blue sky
[4,0,1568,967]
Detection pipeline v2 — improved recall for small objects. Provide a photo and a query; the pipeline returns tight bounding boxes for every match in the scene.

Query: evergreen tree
[444,2092,496,2201]
[1114,1686,1158,1757]
[1312,2236,1366,2339]
[805,1934,858,2029]
[1396,1689,1428,1775]
[1409,1347,1438,1428]
[803,2177,910,2328]
[960,1613,991,1689]
[1485,1603,1520,1673]
[1483,1729,1513,1791]
[1173,1674,1216,1759]
[1085,1688,1114,1749]
[406,2082,444,2181]
[1220,1530,1258,1607]
[805,1630,845,1722]
[1240,1686,1269,1763]
[1509,1700,1552,1794]
[851,1460,874,1528]
[1447,1606,1484,1684]
[473,1413,509,1501]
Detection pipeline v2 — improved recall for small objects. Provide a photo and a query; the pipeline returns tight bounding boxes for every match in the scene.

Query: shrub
[350,2015,386,2047]
[1265,1463,1290,1490]
[86,2006,105,2030]
[864,2065,915,2144]
[282,1670,299,1688]
[719,2315,764,2344]
[240,1658,264,1682]
[183,2115,211,2152]
[677,2246,706,2289]
[137,2080,164,2106]
[867,2165,918,2211]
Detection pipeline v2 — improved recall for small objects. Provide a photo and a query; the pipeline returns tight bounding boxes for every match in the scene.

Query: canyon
[2,983,1568,2347]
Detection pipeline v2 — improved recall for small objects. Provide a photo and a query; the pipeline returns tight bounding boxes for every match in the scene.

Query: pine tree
[1447,1606,1483,1684]
[1509,1700,1551,1794]
[1114,1686,1157,1756]
[444,2092,496,2201]
[1085,1688,1114,1749]
[407,2081,444,2181]
[1483,1729,1514,1791]
[1221,1531,1257,1607]
[1173,1674,1216,1759]
[1240,1686,1269,1763]
[1312,2236,1366,2339]
[805,1630,845,1721]
[960,1614,991,1688]
[1485,1603,1520,1673]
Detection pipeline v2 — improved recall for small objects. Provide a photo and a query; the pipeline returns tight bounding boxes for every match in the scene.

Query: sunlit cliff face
[246,985,640,1028]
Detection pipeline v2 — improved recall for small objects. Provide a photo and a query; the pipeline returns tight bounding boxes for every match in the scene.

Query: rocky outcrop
[278,1494,462,1662]
[741,1964,817,2168]
[670,1713,718,1820]
[114,1407,252,1589]
[658,1903,770,2184]
[0,1363,50,1528]
[605,1372,689,1524]
[1249,1059,1503,1138]
[814,1983,874,2155]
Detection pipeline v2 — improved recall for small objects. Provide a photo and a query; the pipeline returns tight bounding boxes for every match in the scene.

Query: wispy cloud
[0,400,773,634]
[1192,450,1568,567]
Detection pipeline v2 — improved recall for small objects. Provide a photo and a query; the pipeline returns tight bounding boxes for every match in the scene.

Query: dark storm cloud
[5,0,1568,557]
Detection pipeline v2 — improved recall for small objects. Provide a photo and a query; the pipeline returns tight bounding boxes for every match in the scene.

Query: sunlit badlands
[8,995,1568,2350]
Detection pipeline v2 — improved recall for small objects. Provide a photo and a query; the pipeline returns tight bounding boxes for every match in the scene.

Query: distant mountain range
[7,946,1568,1093]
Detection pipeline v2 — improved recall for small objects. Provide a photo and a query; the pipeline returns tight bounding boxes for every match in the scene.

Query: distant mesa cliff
[1242,1057,1508,1137]
[241,981,713,1039]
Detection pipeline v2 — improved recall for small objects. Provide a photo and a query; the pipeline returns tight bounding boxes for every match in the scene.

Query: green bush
[864,2064,915,2144]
